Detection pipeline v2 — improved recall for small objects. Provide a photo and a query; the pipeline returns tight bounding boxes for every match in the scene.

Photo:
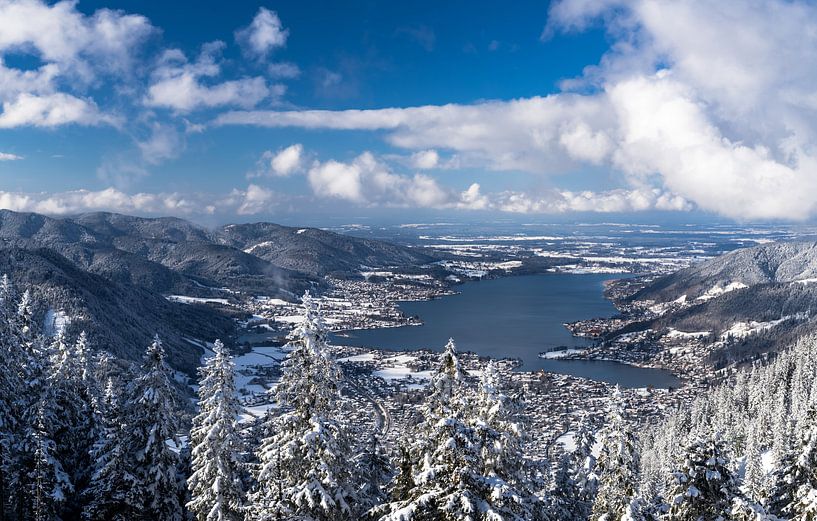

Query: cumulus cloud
[215,0,817,220]
[236,8,289,59]
[494,187,691,214]
[303,151,686,213]
[410,149,439,169]
[0,152,22,161]
[0,93,116,128]
[0,0,154,127]
[257,144,304,177]
[145,42,276,113]
[233,184,276,214]
[308,152,461,208]
[0,185,280,216]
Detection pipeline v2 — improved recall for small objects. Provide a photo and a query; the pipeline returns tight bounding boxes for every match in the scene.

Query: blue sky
[1,0,817,224]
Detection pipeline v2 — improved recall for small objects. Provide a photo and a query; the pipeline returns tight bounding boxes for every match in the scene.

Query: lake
[331,274,681,389]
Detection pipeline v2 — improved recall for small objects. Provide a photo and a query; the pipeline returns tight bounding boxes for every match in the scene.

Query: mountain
[0,211,436,297]
[0,247,237,374]
[214,222,437,277]
[630,240,817,367]
[0,210,439,372]
[633,240,817,302]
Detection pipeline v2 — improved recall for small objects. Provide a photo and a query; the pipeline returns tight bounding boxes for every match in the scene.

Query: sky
[0,0,816,225]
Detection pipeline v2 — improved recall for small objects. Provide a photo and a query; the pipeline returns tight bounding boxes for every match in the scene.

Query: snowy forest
[2,275,817,521]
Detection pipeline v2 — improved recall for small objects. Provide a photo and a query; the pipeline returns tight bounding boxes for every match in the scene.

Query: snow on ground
[794,277,817,285]
[696,281,748,301]
[372,354,433,390]
[230,345,290,421]
[550,265,628,274]
[256,297,291,306]
[43,308,71,337]
[421,235,563,242]
[666,328,711,339]
[166,295,230,305]
[540,348,587,359]
[337,353,377,363]
[555,431,604,458]
[555,431,576,452]
[720,316,797,340]
[243,240,275,254]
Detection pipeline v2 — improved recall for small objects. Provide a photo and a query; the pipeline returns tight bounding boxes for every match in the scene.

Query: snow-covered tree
[0,274,23,517]
[552,412,598,518]
[187,339,244,521]
[124,335,184,521]
[768,406,817,519]
[663,434,742,520]
[470,361,548,519]
[248,291,358,521]
[83,379,139,521]
[27,400,73,521]
[375,342,547,520]
[592,387,641,521]
[353,434,394,513]
[46,331,97,515]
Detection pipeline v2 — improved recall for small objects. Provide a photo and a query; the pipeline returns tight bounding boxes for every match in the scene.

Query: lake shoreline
[331,273,681,388]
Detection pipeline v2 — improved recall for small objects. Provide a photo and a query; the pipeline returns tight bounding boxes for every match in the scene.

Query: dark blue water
[332,274,681,388]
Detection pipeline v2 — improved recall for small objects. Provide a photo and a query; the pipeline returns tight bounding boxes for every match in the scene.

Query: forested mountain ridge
[0,210,436,296]
[0,210,439,373]
[0,246,236,373]
[634,240,817,303]
[215,221,436,277]
[613,241,817,368]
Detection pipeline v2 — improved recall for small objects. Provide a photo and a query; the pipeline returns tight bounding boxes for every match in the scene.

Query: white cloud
[307,152,452,208]
[137,123,184,165]
[214,95,614,174]
[145,42,275,113]
[96,158,149,189]
[267,62,300,79]
[234,184,276,215]
[494,187,691,214]
[0,152,22,160]
[235,8,288,59]
[304,151,686,213]
[0,185,280,216]
[410,149,439,169]
[0,0,154,127]
[0,93,115,128]
[215,0,817,221]
[260,144,303,177]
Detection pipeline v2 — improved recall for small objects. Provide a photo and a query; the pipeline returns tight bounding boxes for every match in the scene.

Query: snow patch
[43,309,70,337]
[696,281,748,302]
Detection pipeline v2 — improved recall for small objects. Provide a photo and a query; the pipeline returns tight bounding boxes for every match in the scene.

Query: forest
[1,275,817,520]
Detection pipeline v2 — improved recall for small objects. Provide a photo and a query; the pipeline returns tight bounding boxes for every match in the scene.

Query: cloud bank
[215,0,817,220]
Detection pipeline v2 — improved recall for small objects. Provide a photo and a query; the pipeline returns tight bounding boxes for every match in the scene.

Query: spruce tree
[0,274,22,518]
[27,400,73,521]
[248,291,358,521]
[83,379,139,521]
[770,407,817,519]
[47,331,97,515]
[124,335,184,521]
[664,434,742,520]
[187,339,244,521]
[374,342,547,520]
[592,387,641,521]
